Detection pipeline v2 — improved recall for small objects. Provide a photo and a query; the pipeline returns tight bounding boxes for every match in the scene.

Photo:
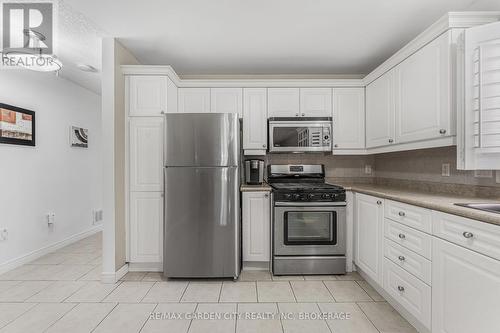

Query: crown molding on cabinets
[363,12,500,86]
[122,65,365,87]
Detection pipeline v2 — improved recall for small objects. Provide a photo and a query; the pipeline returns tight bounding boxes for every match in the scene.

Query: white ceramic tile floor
[0,232,419,332]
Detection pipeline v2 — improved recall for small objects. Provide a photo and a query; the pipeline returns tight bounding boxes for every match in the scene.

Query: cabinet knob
[388,138,394,143]
[398,255,406,261]
[264,193,269,198]
[262,144,266,148]
[397,285,405,292]
[398,233,406,239]
[376,200,382,205]
[295,113,299,117]
[398,211,406,217]
[161,110,165,114]
[463,231,474,239]
[439,129,447,134]
[334,144,338,148]
[301,113,305,116]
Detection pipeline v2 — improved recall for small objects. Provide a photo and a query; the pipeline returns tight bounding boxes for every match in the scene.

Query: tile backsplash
[247,146,499,188]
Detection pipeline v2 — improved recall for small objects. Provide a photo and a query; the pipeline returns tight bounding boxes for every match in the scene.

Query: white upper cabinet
[268,88,300,117]
[300,88,332,117]
[432,237,500,333]
[366,71,396,148]
[242,191,271,262]
[458,21,500,170]
[129,76,167,116]
[355,193,384,285]
[211,88,243,117]
[178,88,211,113]
[129,118,164,192]
[394,31,451,144]
[243,88,268,152]
[332,88,365,149]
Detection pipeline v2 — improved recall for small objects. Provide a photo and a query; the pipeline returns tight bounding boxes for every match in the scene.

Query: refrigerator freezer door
[164,166,240,278]
[165,113,239,167]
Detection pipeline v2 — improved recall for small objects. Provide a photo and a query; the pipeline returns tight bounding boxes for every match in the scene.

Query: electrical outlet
[46,213,55,226]
[365,165,372,175]
[441,163,450,177]
[496,171,500,184]
[0,228,7,241]
[92,210,103,225]
[474,170,493,178]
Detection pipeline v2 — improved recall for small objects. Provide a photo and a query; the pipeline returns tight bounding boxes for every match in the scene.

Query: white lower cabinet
[129,192,163,263]
[432,237,500,333]
[242,191,271,262]
[355,193,384,285]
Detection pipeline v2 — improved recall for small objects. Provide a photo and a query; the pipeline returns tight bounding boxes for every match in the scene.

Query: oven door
[268,120,332,153]
[274,202,346,256]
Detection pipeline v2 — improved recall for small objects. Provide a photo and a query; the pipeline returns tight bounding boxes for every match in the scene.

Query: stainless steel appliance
[164,113,240,279]
[245,160,264,185]
[268,164,346,275]
[268,117,332,153]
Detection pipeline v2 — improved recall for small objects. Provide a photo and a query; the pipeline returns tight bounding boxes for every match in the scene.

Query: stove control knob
[307,194,314,200]
[322,193,330,199]
[292,194,301,201]
[284,194,292,200]
[300,195,308,201]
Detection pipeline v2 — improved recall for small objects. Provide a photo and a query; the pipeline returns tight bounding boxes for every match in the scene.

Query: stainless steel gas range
[268,164,346,276]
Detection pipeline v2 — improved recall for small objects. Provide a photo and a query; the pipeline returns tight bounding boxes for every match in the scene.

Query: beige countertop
[329,182,500,226]
[240,183,272,192]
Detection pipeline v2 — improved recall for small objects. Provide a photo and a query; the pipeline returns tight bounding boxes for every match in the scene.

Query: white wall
[0,69,102,272]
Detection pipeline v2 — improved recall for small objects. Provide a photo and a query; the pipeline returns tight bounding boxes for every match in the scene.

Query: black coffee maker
[245,160,264,185]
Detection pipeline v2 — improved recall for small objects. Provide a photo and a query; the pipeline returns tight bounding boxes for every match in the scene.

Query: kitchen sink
[454,203,500,214]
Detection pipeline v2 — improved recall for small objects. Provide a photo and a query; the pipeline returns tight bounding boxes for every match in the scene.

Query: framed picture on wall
[70,126,88,148]
[0,103,36,146]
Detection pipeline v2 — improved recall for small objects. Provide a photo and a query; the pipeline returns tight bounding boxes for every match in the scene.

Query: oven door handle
[274,202,346,207]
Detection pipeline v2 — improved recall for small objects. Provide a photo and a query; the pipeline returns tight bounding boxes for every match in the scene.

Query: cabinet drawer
[384,238,431,285]
[385,219,432,260]
[385,200,432,233]
[384,258,431,330]
[432,211,500,261]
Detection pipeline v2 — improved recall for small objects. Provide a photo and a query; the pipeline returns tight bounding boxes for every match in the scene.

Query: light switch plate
[441,163,450,177]
[496,171,500,183]
[365,165,372,175]
[474,170,493,178]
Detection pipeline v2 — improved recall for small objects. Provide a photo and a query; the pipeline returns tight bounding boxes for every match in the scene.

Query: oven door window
[273,127,323,147]
[284,211,337,245]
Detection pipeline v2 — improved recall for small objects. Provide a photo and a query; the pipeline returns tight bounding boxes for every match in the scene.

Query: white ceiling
[60,0,500,93]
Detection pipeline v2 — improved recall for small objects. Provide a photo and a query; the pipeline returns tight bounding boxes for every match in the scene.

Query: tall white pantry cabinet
[126,75,177,269]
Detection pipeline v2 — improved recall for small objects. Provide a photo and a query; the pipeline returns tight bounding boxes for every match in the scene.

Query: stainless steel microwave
[268,117,332,153]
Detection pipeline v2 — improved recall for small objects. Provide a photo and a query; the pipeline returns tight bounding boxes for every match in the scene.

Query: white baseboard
[242,261,270,271]
[0,226,103,275]
[101,263,129,284]
[128,262,162,272]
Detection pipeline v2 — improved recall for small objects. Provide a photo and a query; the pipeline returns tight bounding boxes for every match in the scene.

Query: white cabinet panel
[129,118,164,192]
[355,193,384,285]
[130,192,163,263]
[211,88,243,117]
[366,71,395,148]
[385,200,432,234]
[242,191,271,262]
[394,32,451,143]
[129,76,167,116]
[332,88,365,149]
[385,219,432,260]
[178,88,211,113]
[384,238,432,285]
[268,88,300,117]
[432,237,500,333]
[243,88,268,152]
[300,88,332,117]
[384,258,431,329]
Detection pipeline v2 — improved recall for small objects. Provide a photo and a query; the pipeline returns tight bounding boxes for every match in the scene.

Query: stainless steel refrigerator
[163,113,240,279]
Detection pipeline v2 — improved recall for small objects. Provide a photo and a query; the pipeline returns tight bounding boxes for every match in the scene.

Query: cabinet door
[130,192,163,263]
[129,118,164,192]
[268,88,300,117]
[178,88,211,113]
[394,32,451,143]
[355,193,384,284]
[300,88,332,117]
[332,88,365,149]
[242,191,271,262]
[432,237,500,333]
[366,71,395,148]
[211,88,243,117]
[243,88,268,151]
[129,76,167,116]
